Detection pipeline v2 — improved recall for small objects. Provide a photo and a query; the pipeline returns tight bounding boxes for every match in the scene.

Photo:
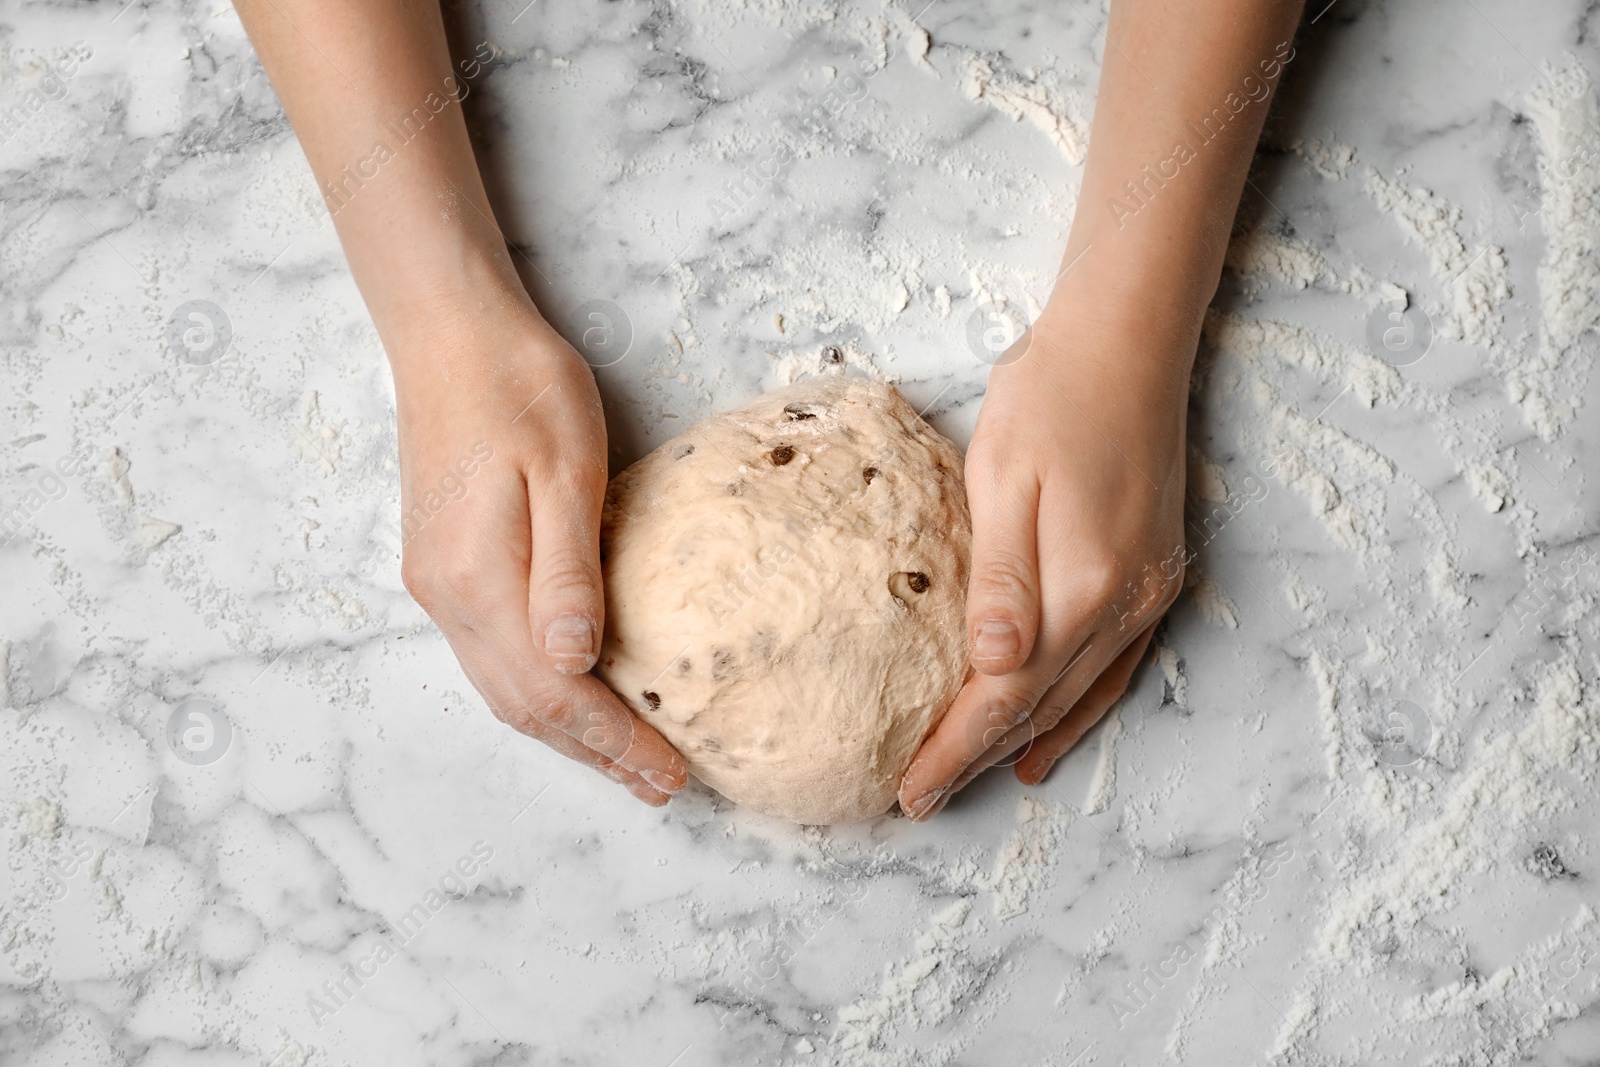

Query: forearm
[1045,0,1305,361]
[234,0,527,361]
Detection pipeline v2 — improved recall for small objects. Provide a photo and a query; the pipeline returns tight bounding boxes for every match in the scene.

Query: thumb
[528,464,608,675]
[964,467,1042,675]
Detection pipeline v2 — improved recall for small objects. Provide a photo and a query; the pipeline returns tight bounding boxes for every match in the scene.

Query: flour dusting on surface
[1520,56,1600,440]
[986,795,1074,920]
[960,55,1088,165]
[1361,166,1511,347]
[1083,706,1126,815]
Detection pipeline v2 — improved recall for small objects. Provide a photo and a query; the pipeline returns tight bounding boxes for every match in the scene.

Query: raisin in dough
[597,377,972,824]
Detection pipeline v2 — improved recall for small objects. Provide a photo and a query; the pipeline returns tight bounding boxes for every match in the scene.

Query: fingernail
[972,618,1021,666]
[642,769,681,793]
[544,614,596,672]
[905,785,949,821]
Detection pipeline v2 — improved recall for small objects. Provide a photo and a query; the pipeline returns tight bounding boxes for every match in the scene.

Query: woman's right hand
[230,0,686,802]
[390,299,688,805]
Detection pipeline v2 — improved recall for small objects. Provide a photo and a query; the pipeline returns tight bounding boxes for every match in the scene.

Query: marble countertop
[4,0,1600,1063]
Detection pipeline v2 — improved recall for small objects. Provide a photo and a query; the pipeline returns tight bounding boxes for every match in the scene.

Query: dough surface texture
[597,377,972,824]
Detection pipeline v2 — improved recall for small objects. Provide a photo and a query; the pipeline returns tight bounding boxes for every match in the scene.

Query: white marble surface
[4,0,1600,1064]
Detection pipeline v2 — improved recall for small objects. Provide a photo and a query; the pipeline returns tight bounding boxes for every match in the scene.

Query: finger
[1015,624,1157,786]
[476,628,689,793]
[599,761,672,807]
[526,462,607,676]
[951,641,1114,792]
[407,474,687,790]
[898,669,1040,819]
[947,693,1049,795]
[963,457,1042,675]
[443,624,676,803]
[898,583,1138,819]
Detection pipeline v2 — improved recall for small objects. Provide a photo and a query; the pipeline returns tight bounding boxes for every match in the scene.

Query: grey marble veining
[4,0,1600,1064]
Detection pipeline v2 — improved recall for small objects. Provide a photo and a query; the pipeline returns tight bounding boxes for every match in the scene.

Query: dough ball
[597,377,971,824]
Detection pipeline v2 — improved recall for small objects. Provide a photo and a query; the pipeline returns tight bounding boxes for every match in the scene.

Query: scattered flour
[961,55,1088,165]
[1189,573,1239,630]
[1187,447,1230,504]
[1083,706,1125,815]
[1393,905,1593,1066]
[1519,56,1600,440]
[1204,310,1409,410]
[985,795,1074,920]
[132,516,182,550]
[103,448,134,505]
[1318,655,1599,965]
[1362,166,1511,346]
[1282,572,1326,621]
[1309,649,1343,780]
[1289,137,1357,180]
[1159,834,1290,1060]
[1244,378,1399,565]
[1374,279,1409,308]
[1464,460,1510,513]
[768,343,888,387]
[1266,987,1319,1062]
[1225,218,1356,294]
[293,390,346,474]
[19,795,64,839]
[1193,173,1593,1055]
[904,26,935,76]
[1154,642,1187,708]
[828,898,999,1066]
[1425,547,1472,614]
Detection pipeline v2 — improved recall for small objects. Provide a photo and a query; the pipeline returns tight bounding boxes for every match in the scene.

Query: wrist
[1046,227,1215,321]
[375,250,549,379]
[327,178,547,370]
[1033,277,1202,398]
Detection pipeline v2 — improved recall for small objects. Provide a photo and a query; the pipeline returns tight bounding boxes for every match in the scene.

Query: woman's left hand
[898,305,1193,820]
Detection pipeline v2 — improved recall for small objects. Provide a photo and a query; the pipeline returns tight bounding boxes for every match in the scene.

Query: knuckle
[1136,549,1187,615]
[534,552,602,605]
[962,442,1024,498]
[502,693,563,735]
[520,688,616,750]
[1074,557,1124,607]
[583,716,627,754]
[1108,556,1185,633]
[964,430,1014,471]
[476,690,518,729]
[1031,701,1069,734]
[400,552,443,609]
[969,700,1032,749]
[436,561,488,607]
[484,697,516,728]
[531,456,606,501]
[575,701,624,752]
[971,550,1035,606]
[970,695,1029,730]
